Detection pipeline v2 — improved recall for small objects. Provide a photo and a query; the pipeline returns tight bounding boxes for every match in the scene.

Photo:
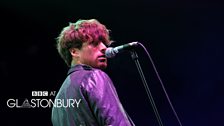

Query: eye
[91,41,99,47]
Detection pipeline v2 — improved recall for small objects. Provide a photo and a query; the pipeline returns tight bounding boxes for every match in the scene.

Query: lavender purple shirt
[51,64,135,126]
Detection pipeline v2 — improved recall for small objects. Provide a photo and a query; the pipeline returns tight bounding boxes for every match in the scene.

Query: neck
[71,60,85,66]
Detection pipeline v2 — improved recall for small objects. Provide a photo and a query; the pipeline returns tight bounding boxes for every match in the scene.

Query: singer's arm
[81,69,133,126]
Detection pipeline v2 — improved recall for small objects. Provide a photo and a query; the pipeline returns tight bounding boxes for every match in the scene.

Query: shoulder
[85,68,111,86]
[80,68,112,92]
[91,68,109,79]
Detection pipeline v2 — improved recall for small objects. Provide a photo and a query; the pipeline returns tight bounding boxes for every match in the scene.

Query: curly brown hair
[56,19,111,67]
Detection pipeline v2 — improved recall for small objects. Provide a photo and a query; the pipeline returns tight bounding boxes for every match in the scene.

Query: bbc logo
[32,91,48,96]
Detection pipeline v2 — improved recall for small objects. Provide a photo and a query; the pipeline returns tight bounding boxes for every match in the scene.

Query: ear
[69,48,80,58]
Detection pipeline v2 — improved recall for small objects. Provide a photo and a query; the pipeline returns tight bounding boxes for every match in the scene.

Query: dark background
[1,0,224,126]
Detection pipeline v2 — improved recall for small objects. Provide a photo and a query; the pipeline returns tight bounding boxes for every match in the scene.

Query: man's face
[78,41,107,69]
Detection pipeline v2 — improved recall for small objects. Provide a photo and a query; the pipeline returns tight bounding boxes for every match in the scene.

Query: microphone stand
[130,50,164,126]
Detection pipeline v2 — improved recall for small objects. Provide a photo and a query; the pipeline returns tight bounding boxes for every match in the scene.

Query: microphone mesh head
[105,47,116,58]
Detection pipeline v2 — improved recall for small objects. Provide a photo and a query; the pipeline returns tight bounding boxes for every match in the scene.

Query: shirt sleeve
[80,69,134,126]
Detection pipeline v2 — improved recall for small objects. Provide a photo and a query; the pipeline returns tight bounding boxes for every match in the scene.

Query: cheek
[83,46,99,59]
[82,50,95,60]
[88,48,98,56]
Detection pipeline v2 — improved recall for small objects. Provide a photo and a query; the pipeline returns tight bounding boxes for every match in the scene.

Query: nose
[99,42,107,53]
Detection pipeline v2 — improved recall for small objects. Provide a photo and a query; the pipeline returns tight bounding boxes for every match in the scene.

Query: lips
[98,54,106,58]
[98,55,107,62]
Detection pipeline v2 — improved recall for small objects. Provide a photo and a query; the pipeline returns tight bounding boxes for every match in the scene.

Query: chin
[98,63,107,69]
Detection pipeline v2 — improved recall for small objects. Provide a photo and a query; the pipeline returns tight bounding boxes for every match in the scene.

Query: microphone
[105,42,139,58]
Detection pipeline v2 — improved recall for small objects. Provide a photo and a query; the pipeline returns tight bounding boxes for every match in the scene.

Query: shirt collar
[67,64,93,75]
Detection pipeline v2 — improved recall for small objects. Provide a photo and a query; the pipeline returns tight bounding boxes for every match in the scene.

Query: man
[52,19,135,126]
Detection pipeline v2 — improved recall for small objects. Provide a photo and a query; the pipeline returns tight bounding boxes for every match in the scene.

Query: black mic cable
[137,42,183,126]
[106,42,183,126]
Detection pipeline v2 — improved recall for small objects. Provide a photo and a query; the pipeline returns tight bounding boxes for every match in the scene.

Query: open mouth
[98,55,107,62]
